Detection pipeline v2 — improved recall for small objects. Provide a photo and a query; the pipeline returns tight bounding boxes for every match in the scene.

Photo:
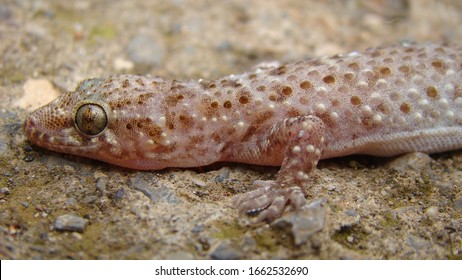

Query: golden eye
[74,103,108,136]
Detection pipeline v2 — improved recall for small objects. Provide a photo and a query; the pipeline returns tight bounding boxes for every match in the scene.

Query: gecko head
[24,76,178,170]
[24,78,110,157]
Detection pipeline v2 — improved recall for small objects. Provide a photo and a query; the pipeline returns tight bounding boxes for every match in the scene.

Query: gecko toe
[234,180,308,222]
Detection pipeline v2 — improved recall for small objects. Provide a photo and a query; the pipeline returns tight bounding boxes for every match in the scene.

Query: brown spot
[370,50,382,58]
[286,74,297,82]
[269,94,277,102]
[426,86,439,99]
[389,91,401,101]
[189,135,205,145]
[404,47,415,53]
[256,85,266,92]
[287,108,301,117]
[299,96,309,105]
[122,79,130,88]
[398,65,410,73]
[361,116,374,127]
[240,125,257,142]
[212,133,222,143]
[211,101,219,108]
[383,57,393,63]
[237,88,252,105]
[400,103,411,113]
[148,125,162,141]
[307,70,320,78]
[348,62,360,71]
[323,75,335,84]
[249,73,257,80]
[271,66,287,75]
[254,110,274,124]
[223,100,232,109]
[402,56,412,61]
[377,103,390,114]
[299,81,312,90]
[178,114,194,128]
[331,98,340,107]
[378,67,391,76]
[165,94,184,106]
[239,96,249,104]
[344,73,355,81]
[431,60,443,68]
[135,78,145,86]
[165,112,175,130]
[350,95,362,106]
[126,123,133,130]
[417,53,427,59]
[136,93,150,105]
[281,86,293,96]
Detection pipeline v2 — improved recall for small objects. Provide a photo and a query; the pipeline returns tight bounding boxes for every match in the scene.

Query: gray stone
[453,198,462,211]
[214,168,230,182]
[130,173,179,204]
[210,241,242,260]
[425,206,439,218]
[0,188,10,195]
[115,188,125,201]
[387,152,432,173]
[271,198,326,245]
[95,177,108,193]
[54,214,87,233]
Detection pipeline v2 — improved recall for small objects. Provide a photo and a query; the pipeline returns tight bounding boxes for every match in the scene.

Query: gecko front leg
[232,115,326,222]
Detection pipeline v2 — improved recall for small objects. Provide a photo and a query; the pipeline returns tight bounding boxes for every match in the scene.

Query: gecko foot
[233,180,307,223]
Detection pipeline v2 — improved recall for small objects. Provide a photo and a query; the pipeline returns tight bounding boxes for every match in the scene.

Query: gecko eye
[74,103,108,136]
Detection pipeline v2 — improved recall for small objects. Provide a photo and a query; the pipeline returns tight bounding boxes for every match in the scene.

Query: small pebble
[387,152,432,172]
[95,177,108,193]
[210,241,242,260]
[345,209,358,217]
[325,185,336,191]
[82,195,97,205]
[115,188,125,200]
[272,198,326,245]
[425,206,439,218]
[191,224,204,233]
[22,155,34,162]
[0,187,10,195]
[66,197,77,206]
[453,198,462,211]
[54,214,88,233]
[191,177,207,187]
[214,168,230,182]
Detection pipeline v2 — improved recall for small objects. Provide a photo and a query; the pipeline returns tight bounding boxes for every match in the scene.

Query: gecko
[24,42,462,222]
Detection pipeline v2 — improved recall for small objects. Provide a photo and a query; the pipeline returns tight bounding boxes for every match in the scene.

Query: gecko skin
[24,42,462,222]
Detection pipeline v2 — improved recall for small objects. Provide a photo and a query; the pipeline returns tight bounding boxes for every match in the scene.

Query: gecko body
[24,43,462,221]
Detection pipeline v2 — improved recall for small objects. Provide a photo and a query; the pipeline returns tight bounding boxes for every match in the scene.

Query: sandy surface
[1,0,462,259]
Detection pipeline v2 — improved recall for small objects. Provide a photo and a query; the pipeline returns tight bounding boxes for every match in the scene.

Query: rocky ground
[1,0,462,259]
